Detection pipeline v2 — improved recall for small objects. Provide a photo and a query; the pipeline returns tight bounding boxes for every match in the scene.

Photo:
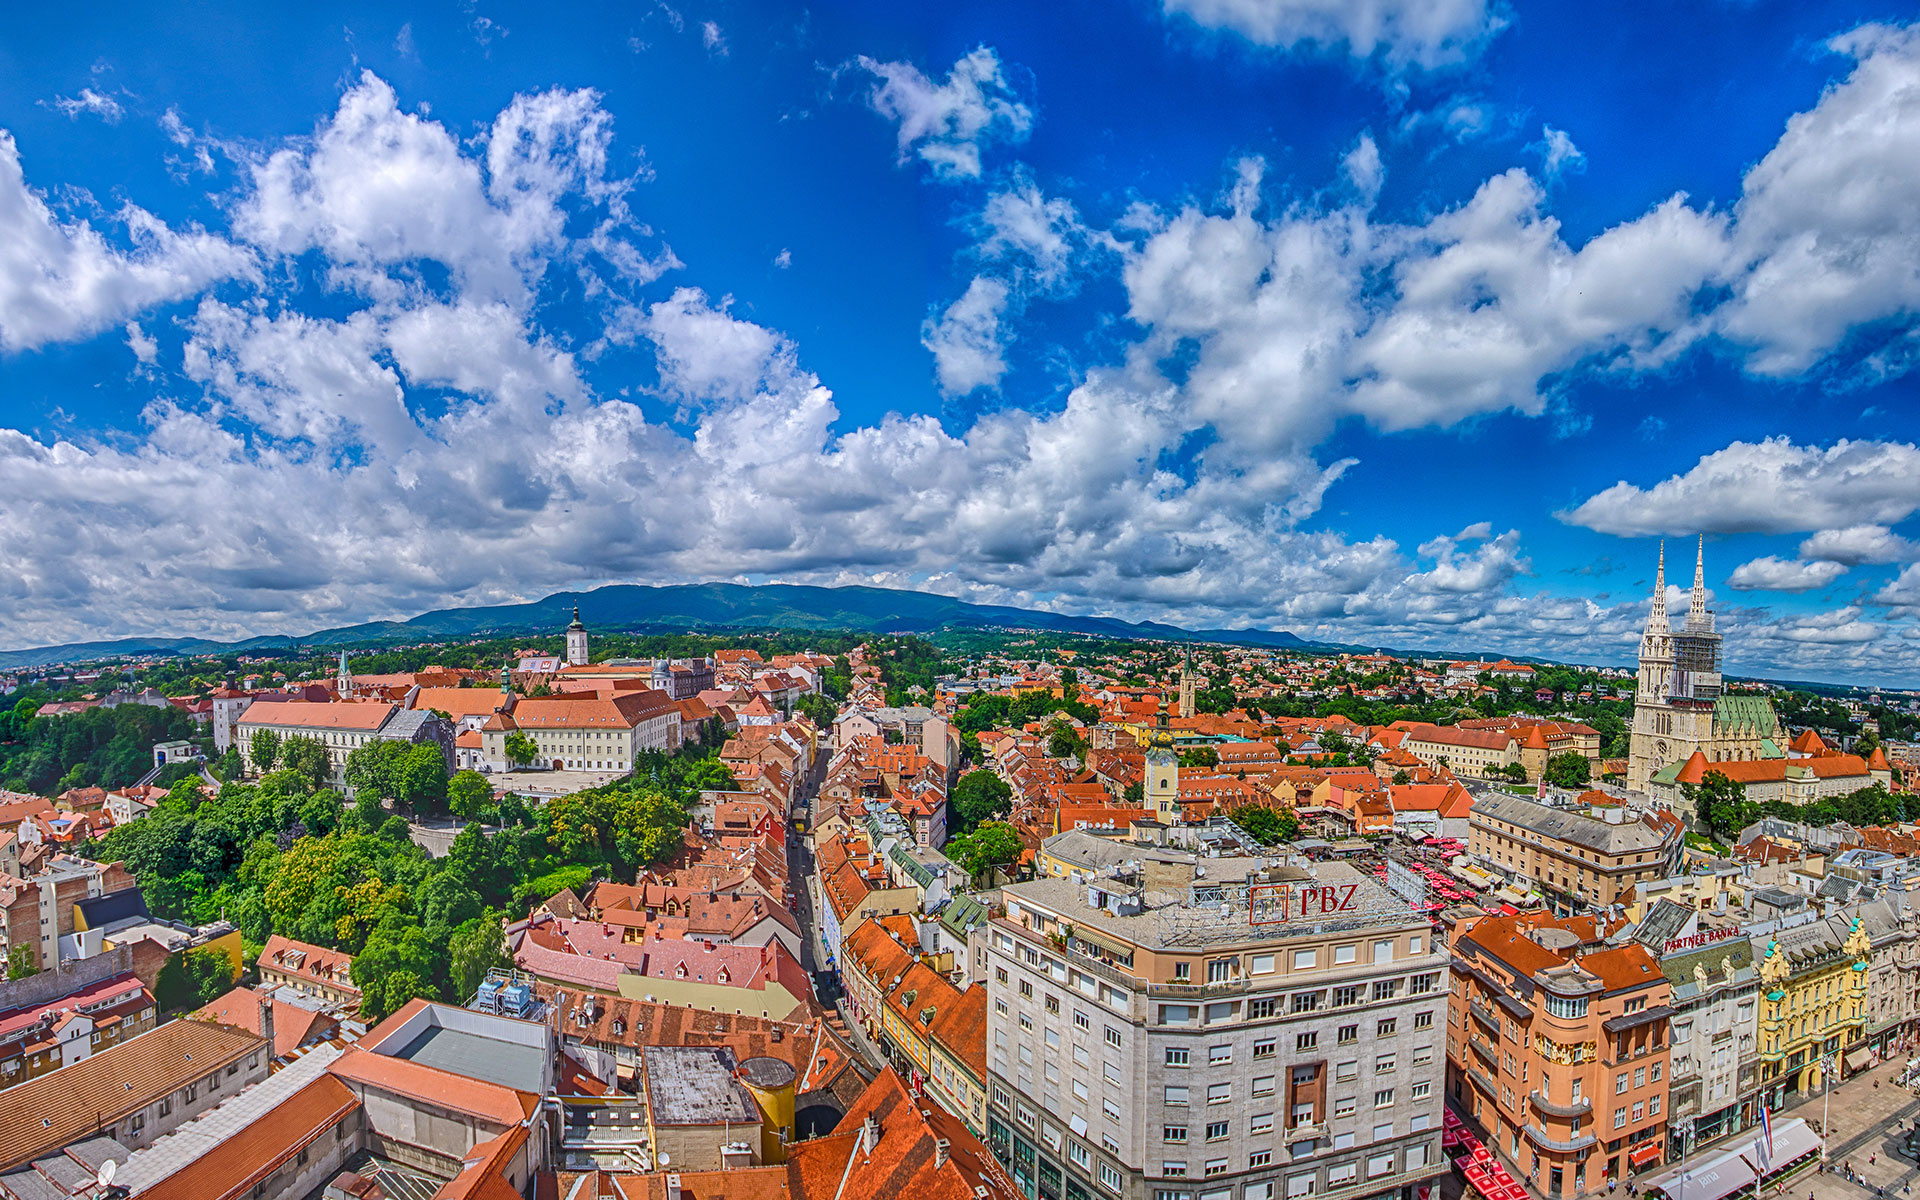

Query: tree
[1682,770,1754,838]
[1391,770,1412,786]
[504,731,541,767]
[278,735,330,790]
[1544,753,1591,789]
[393,744,449,813]
[5,945,39,981]
[1123,780,1144,804]
[795,693,837,730]
[1178,747,1219,769]
[448,770,495,820]
[950,770,1012,834]
[1236,805,1300,846]
[249,728,282,773]
[946,821,1023,886]
[448,914,511,1002]
[155,947,235,1012]
[1500,762,1529,783]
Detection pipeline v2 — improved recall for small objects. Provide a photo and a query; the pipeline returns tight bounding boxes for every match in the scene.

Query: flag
[1759,1103,1773,1166]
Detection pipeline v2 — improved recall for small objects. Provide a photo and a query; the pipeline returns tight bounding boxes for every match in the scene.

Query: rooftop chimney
[257,993,275,1055]
[935,1138,951,1169]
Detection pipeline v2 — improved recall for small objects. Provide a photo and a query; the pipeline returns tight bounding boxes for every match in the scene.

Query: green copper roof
[1759,738,1784,759]
[1650,761,1683,786]
[1713,695,1779,736]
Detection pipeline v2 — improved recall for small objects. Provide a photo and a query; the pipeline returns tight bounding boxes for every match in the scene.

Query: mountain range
[0,582,1317,671]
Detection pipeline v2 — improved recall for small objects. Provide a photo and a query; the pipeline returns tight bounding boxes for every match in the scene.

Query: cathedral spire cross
[1688,536,1709,629]
[1647,540,1669,633]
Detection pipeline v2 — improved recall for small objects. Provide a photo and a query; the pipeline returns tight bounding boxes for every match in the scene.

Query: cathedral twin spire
[1645,536,1710,635]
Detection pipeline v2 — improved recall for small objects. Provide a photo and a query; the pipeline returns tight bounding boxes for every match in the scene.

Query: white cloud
[48,88,124,124]
[1798,524,1920,565]
[1726,556,1848,592]
[0,130,253,353]
[923,277,1011,396]
[1341,133,1384,204]
[644,287,799,404]
[1161,0,1505,68]
[772,248,792,269]
[1535,125,1585,178]
[977,177,1089,287]
[701,21,728,55]
[1563,438,1920,536]
[1719,23,1920,377]
[853,47,1032,181]
[124,320,158,364]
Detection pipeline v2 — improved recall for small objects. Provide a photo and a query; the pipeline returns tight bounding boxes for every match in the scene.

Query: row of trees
[1,701,203,793]
[1683,775,1909,839]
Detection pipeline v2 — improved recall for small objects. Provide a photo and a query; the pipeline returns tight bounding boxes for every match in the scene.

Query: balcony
[1469,1035,1499,1065]
[1470,1001,1503,1032]
[1467,1067,1499,1098]
[1523,1124,1598,1153]
[1286,1121,1329,1145]
[1528,1091,1592,1119]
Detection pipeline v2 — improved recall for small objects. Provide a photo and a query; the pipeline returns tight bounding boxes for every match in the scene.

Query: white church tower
[335,651,353,698]
[566,605,590,667]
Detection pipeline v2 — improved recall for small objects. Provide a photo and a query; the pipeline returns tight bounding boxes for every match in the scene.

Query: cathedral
[1626,541,1781,793]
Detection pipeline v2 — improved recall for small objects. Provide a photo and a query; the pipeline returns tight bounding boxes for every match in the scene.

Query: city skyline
[3,1,1919,682]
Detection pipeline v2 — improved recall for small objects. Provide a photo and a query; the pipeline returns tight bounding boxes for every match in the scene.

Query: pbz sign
[1248,883,1361,926]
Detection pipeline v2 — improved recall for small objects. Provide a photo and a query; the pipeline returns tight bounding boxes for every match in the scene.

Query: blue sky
[2,0,1919,684]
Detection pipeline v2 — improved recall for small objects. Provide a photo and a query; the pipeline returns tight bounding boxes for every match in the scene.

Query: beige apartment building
[1467,795,1684,914]
[985,848,1449,1200]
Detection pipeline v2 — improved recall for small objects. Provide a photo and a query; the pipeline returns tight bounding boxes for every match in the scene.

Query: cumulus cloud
[1563,438,1920,536]
[853,47,1032,181]
[1162,0,1506,69]
[923,277,1011,396]
[0,130,253,353]
[1718,23,1920,377]
[1726,556,1848,592]
[1535,125,1585,178]
[1799,524,1920,565]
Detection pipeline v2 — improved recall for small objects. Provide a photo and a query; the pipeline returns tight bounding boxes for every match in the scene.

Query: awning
[1631,1142,1664,1169]
[1640,1117,1823,1200]
[1845,1047,1872,1072]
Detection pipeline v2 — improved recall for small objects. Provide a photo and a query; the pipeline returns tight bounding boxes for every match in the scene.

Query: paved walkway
[1804,1055,1920,1200]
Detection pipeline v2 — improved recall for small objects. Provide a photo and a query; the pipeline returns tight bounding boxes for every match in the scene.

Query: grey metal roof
[1470,793,1674,855]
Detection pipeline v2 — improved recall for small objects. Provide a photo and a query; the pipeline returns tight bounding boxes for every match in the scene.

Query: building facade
[1447,910,1674,1197]
[1654,932,1759,1157]
[1627,542,1781,794]
[1467,794,1684,914]
[985,856,1448,1200]
[1752,916,1870,1104]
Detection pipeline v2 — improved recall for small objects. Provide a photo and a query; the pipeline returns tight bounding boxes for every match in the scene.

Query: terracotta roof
[411,687,511,720]
[787,1069,1021,1200]
[0,1019,267,1171]
[328,1043,536,1127]
[237,700,394,731]
[136,1074,358,1200]
[259,935,359,996]
[195,986,337,1058]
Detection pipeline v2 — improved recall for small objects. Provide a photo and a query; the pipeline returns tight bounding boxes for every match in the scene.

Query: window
[1413,1010,1434,1030]
[1101,1164,1123,1193]
[993,1086,1011,1108]
[1075,1080,1090,1100]
[1018,1103,1037,1128]
[1633,1102,1644,1122]
[1288,1174,1317,1198]
[1106,1099,1123,1122]
[1329,1163,1358,1186]
[1252,1075,1275,1098]
[1253,1038,1276,1059]
[1075,1011,1091,1030]
[1409,973,1440,995]
[1334,1096,1357,1117]
[1207,1121,1230,1141]
[1107,1027,1124,1048]
[1333,985,1363,1007]
[1650,1096,1661,1116]
[1633,1068,1645,1088]
[1209,1044,1233,1065]
[1105,1063,1123,1085]
[997,967,1010,984]
[1614,1107,1627,1130]
[1616,1073,1629,1095]
[1251,1112,1274,1135]
[1292,992,1322,1014]
[1336,1060,1358,1082]
[1165,1162,1190,1177]
[1338,1024,1358,1045]
[1376,1019,1397,1038]
[1020,1015,1034,1030]
[1167,1047,1191,1067]
[1208,959,1236,984]
[1252,954,1277,975]
[1021,980,1034,998]
[1250,1150,1274,1168]
[1294,949,1317,970]
[1165,1125,1189,1143]
[1651,1062,1663,1082]
[1373,1122,1394,1142]
[1047,995,1061,1014]
[1408,1144,1430,1169]
[996,1000,1010,1016]
[1208,1083,1231,1105]
[1412,1081,1432,1099]
[1547,994,1589,1019]
[1071,1143,1094,1168]
[1374,1089,1394,1108]
[1166,1085,1191,1105]
[1367,1153,1396,1179]
[1373,939,1394,964]
[1249,998,1277,1019]
[1375,1053,1397,1073]
[1335,944,1358,965]
[1412,1047,1433,1067]
[1205,1159,1229,1177]
[1372,980,1398,1002]
[1174,962,1192,982]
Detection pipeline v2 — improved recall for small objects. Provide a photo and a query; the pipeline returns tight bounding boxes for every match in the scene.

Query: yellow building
[1755,916,1870,1104]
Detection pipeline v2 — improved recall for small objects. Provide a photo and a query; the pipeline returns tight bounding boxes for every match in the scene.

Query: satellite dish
[659,1153,671,1166]
[97,1160,117,1187]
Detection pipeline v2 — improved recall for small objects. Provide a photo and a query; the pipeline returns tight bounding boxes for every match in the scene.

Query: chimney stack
[935,1138,951,1169]
[257,993,275,1056]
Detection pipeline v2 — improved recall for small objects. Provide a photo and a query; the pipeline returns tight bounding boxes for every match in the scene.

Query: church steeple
[565,604,590,667]
[1647,540,1670,634]
[336,650,353,698]
[1686,536,1711,630]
